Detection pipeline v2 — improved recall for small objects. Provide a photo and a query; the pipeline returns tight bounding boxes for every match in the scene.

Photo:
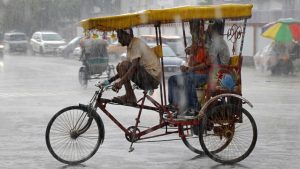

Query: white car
[72,47,82,56]
[120,43,186,72]
[30,31,66,55]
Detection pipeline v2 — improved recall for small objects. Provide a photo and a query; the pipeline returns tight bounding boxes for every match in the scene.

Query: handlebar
[95,81,121,93]
[95,83,112,91]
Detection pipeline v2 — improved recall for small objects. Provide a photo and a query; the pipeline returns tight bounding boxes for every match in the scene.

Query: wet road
[0,54,299,169]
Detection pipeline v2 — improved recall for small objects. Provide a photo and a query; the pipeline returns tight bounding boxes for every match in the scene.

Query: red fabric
[194,47,206,63]
[188,46,210,74]
[290,24,300,41]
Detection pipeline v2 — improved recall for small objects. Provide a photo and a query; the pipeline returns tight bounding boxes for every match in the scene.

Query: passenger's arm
[188,63,208,72]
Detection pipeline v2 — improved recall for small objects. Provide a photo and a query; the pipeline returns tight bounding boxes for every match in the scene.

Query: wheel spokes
[48,108,99,162]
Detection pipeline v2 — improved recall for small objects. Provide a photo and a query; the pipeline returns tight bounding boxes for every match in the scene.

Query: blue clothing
[168,72,208,111]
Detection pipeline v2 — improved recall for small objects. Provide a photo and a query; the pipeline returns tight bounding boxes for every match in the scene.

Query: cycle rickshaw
[46,3,257,165]
[78,38,115,88]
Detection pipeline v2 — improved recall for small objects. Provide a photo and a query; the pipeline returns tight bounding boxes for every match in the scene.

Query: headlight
[0,45,4,49]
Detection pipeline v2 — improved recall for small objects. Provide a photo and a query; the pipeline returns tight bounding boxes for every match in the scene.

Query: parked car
[139,34,185,57]
[30,31,66,55]
[57,36,82,58]
[73,47,82,57]
[121,43,186,72]
[3,32,28,53]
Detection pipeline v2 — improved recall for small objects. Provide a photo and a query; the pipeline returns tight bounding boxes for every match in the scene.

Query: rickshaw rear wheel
[45,105,105,165]
[199,104,257,164]
[79,67,88,88]
[179,123,231,155]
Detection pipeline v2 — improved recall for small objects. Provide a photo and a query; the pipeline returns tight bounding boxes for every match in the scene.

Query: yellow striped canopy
[80,3,253,32]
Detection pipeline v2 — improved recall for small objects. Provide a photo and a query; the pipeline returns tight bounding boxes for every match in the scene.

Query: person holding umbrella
[261,18,300,75]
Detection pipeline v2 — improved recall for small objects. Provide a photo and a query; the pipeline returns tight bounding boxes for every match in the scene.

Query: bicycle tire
[180,123,232,155]
[45,105,105,165]
[199,104,257,164]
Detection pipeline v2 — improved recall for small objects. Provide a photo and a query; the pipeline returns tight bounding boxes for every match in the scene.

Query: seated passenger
[168,44,209,118]
[205,20,230,65]
[168,20,230,118]
[101,29,161,104]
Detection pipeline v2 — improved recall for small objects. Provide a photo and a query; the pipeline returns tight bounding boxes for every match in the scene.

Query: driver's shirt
[126,37,161,81]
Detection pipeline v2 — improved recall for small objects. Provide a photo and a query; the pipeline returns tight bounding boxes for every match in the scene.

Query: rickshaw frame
[46,3,257,165]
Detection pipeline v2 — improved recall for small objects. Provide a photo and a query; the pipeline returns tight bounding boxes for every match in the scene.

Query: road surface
[0,53,299,169]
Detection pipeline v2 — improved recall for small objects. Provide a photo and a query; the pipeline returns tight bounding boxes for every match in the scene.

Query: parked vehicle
[107,41,126,60]
[140,34,185,57]
[57,36,82,58]
[30,31,66,55]
[120,43,185,72]
[148,43,185,72]
[3,32,28,53]
[72,47,82,57]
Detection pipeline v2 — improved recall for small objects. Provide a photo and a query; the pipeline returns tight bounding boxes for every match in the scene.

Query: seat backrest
[229,55,240,67]
[206,55,242,94]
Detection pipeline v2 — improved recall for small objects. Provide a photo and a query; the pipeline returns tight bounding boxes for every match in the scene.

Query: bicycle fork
[129,91,147,152]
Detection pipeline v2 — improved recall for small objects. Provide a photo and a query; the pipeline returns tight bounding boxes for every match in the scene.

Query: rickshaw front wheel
[199,104,257,164]
[45,105,105,165]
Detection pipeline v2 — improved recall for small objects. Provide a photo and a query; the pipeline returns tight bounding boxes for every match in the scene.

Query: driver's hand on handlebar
[97,80,110,87]
[112,81,122,92]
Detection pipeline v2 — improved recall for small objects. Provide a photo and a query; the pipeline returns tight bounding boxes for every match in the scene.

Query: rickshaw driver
[101,29,161,104]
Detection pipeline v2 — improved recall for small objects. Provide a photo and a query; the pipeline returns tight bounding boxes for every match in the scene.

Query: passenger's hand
[180,65,189,72]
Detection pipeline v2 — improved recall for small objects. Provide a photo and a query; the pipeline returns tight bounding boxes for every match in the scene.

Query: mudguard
[198,93,253,117]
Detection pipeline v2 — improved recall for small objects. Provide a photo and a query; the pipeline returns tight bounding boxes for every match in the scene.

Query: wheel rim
[46,107,101,164]
[200,104,257,163]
